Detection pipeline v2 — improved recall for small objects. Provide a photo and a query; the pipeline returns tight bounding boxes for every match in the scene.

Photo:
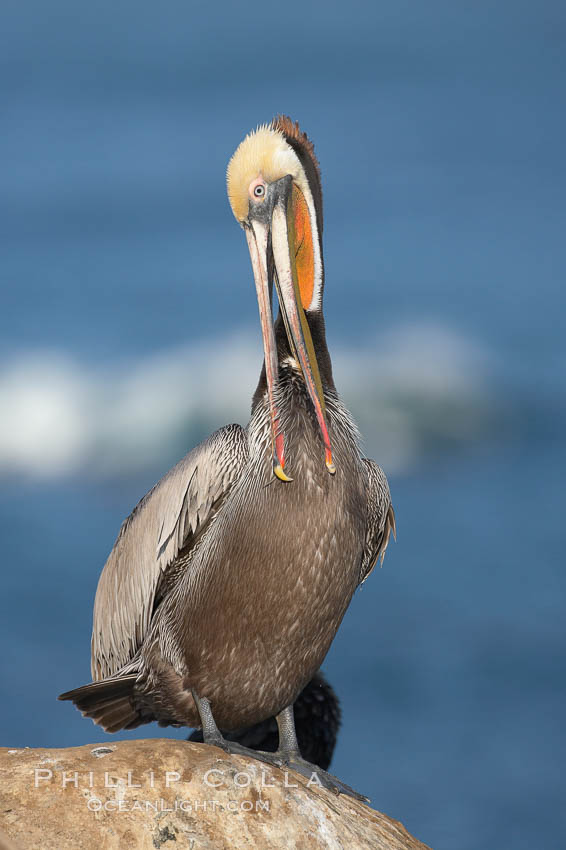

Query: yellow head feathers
[226,124,308,223]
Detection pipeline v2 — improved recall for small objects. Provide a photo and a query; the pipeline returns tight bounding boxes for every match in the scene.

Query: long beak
[247,179,335,481]
[245,221,290,481]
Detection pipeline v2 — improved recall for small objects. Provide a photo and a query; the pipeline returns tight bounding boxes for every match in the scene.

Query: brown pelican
[60,116,395,799]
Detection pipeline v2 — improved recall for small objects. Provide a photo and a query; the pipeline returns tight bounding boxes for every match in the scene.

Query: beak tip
[274,464,293,483]
[325,451,336,475]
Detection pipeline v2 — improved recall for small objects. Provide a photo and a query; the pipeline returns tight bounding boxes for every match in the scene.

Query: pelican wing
[359,458,396,586]
[91,423,248,680]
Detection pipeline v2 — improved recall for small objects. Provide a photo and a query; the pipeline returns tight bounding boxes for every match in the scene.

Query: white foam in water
[0,322,492,479]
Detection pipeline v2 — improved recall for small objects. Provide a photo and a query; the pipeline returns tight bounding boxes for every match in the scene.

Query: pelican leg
[274,703,301,759]
[191,692,225,749]
[273,704,370,803]
[191,691,283,764]
[191,692,368,803]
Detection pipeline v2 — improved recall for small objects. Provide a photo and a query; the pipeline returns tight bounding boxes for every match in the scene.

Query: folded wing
[91,423,248,680]
[359,458,396,586]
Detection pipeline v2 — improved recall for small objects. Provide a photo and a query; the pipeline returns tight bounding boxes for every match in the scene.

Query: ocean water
[1,2,565,848]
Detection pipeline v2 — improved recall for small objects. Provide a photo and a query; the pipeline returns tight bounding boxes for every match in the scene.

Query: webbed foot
[191,692,368,803]
[206,737,368,802]
[268,751,369,802]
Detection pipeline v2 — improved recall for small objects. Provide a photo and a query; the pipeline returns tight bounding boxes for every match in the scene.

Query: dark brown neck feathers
[252,312,335,412]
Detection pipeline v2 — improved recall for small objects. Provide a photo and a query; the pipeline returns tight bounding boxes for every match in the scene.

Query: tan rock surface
[0,739,431,849]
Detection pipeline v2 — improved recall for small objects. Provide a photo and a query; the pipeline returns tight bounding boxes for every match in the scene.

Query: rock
[0,740,431,849]
[0,828,23,850]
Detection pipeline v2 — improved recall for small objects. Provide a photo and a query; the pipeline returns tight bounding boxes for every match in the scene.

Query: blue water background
[1,2,565,848]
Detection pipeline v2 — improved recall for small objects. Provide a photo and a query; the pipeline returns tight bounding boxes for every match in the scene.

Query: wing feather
[359,458,396,586]
[91,423,248,680]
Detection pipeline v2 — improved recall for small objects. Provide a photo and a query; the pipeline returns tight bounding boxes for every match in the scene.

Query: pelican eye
[249,178,267,202]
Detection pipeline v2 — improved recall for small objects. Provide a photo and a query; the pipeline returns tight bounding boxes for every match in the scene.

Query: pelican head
[227,116,334,482]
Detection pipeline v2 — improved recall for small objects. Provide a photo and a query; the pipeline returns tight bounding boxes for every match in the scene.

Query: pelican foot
[206,738,368,803]
[206,736,281,765]
[270,753,370,803]
[191,693,368,803]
